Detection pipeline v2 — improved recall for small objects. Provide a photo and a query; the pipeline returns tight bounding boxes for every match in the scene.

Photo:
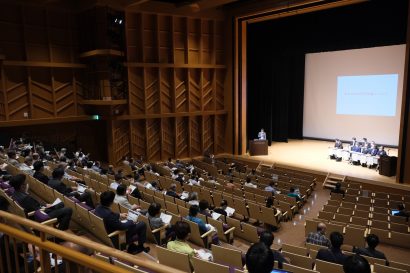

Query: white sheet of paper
[160,213,172,225]
[77,184,86,194]
[211,212,221,220]
[127,210,140,222]
[128,185,136,192]
[51,198,62,207]
[225,206,235,217]
[196,249,213,261]
[49,253,62,267]
[180,191,189,200]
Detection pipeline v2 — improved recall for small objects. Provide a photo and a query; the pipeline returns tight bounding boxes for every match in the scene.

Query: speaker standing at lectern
[258,128,266,140]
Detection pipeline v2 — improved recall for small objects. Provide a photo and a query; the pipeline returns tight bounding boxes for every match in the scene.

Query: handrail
[0,211,184,273]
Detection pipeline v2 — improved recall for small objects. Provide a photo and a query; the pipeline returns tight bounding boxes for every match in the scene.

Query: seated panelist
[361,138,370,153]
[351,142,361,152]
[378,146,387,156]
[351,137,357,147]
[369,142,379,156]
[334,139,343,149]
[258,128,266,140]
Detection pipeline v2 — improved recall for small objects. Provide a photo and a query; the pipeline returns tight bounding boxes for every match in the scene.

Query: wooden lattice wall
[0,3,86,122]
[111,12,228,164]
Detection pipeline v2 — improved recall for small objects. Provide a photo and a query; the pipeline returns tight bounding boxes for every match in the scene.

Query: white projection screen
[303,45,406,146]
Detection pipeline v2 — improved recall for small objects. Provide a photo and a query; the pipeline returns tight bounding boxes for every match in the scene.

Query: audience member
[95,191,149,254]
[48,168,94,208]
[167,221,196,258]
[264,181,278,194]
[213,200,228,217]
[33,161,49,185]
[186,205,219,245]
[316,231,348,265]
[244,177,257,189]
[306,222,331,247]
[395,203,409,221]
[331,182,345,197]
[343,254,371,273]
[245,242,274,273]
[198,200,212,217]
[110,173,122,190]
[146,203,165,229]
[259,231,288,269]
[187,192,199,206]
[287,187,301,202]
[10,174,72,231]
[354,234,387,262]
[166,184,181,199]
[114,184,139,210]
[7,151,19,167]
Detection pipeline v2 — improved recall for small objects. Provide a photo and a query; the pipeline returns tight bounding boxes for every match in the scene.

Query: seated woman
[187,192,199,206]
[186,205,220,245]
[167,221,202,262]
[146,202,174,242]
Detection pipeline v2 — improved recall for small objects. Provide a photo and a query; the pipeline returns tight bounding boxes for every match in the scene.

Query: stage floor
[241,139,398,184]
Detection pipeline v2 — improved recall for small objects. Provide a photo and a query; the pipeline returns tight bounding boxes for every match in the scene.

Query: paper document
[160,213,172,225]
[211,212,221,220]
[180,191,189,200]
[77,184,87,194]
[128,185,136,192]
[196,249,213,261]
[225,206,235,217]
[51,198,62,207]
[127,210,140,222]
[49,253,63,267]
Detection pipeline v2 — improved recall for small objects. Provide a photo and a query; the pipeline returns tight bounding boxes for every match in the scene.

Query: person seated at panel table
[351,137,357,148]
[334,138,343,149]
[361,138,370,153]
[258,128,266,140]
[378,146,387,156]
[351,142,362,153]
[369,142,379,156]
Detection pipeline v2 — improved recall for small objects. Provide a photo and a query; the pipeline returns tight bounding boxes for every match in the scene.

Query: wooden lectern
[249,140,268,156]
[379,156,397,177]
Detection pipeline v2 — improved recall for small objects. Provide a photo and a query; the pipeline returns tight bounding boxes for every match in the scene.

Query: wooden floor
[241,139,398,184]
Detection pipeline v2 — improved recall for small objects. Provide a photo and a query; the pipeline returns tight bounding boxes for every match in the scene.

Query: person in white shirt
[110,173,122,190]
[244,177,257,189]
[258,128,267,140]
[114,184,140,210]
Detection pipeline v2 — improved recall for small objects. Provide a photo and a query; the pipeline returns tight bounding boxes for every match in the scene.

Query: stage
[241,139,399,184]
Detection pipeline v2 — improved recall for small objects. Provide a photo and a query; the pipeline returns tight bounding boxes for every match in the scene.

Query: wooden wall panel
[146,118,161,160]
[158,16,173,64]
[54,69,77,117]
[189,69,201,111]
[145,68,160,114]
[215,115,226,154]
[128,67,145,114]
[160,68,173,113]
[4,67,29,120]
[131,119,146,158]
[125,11,227,161]
[162,118,175,159]
[112,120,131,165]
[176,117,189,158]
[30,68,53,119]
[216,69,225,110]
[190,116,202,157]
[0,66,5,121]
[203,115,214,154]
[202,69,214,111]
[175,68,189,112]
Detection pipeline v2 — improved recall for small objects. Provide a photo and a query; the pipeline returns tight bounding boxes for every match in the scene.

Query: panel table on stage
[328,148,379,168]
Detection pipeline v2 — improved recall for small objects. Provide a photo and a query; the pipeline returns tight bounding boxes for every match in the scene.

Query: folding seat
[192,257,230,273]
[315,259,344,273]
[212,245,243,269]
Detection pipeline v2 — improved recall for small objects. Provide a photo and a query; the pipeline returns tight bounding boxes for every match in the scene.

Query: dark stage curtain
[246,0,408,145]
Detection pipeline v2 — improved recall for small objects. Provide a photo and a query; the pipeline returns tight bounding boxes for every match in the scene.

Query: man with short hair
[114,184,139,210]
[259,231,288,269]
[95,191,149,254]
[33,161,49,185]
[9,174,72,230]
[343,254,371,273]
[166,184,181,199]
[316,231,348,265]
[245,242,274,273]
[48,168,94,208]
[265,181,278,194]
[354,234,387,261]
[306,222,331,247]
[7,151,19,167]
